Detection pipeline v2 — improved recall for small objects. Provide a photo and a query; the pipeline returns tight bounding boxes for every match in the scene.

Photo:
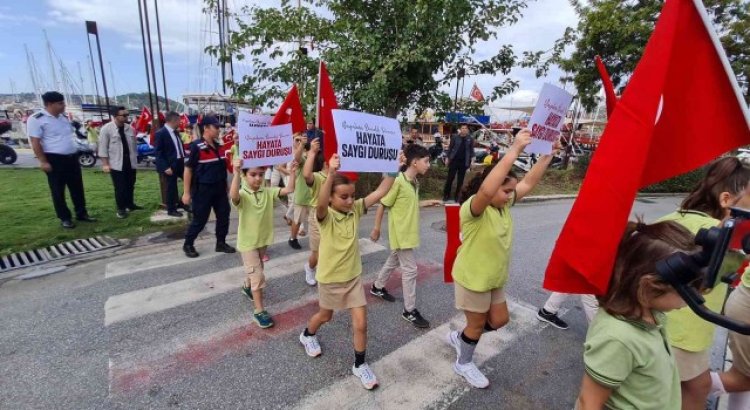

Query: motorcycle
[136,135,156,166]
[75,137,97,168]
[0,121,17,165]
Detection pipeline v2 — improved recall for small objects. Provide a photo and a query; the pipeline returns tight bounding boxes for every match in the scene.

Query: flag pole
[315,60,322,130]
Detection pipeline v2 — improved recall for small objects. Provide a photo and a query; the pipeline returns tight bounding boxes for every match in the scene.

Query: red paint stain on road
[110,262,442,395]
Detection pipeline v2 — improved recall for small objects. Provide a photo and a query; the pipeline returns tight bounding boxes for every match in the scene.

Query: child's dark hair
[459,162,518,203]
[598,220,698,320]
[401,144,430,172]
[330,173,353,194]
[313,151,326,173]
[681,157,750,219]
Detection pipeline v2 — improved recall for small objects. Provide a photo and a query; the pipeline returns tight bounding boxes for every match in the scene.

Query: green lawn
[0,168,184,256]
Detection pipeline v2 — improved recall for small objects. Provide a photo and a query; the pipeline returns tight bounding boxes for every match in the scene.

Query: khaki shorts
[294,205,310,225]
[454,283,506,313]
[726,285,750,376]
[308,211,321,252]
[673,346,710,381]
[318,275,367,311]
[240,248,267,291]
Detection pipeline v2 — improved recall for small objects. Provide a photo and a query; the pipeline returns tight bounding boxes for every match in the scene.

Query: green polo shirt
[381,172,420,250]
[317,199,366,284]
[308,171,327,207]
[584,309,681,410]
[234,187,280,251]
[294,166,312,206]
[452,194,514,292]
[657,210,728,352]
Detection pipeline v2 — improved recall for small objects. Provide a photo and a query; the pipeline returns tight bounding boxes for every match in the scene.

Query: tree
[205,0,570,117]
[560,0,750,111]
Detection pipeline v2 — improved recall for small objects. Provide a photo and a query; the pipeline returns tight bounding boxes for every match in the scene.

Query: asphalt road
[0,196,685,409]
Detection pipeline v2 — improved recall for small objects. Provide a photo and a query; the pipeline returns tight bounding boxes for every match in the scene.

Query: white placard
[526,83,574,155]
[332,109,402,173]
[237,112,272,128]
[237,122,293,168]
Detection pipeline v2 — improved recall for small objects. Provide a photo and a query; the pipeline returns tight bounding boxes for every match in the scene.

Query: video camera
[656,208,750,334]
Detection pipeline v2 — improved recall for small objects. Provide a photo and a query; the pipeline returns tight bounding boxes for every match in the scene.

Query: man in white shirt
[27,91,96,229]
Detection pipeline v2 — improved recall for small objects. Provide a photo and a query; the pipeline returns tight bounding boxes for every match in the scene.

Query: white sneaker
[304,263,317,286]
[352,363,379,390]
[454,361,489,389]
[448,330,461,359]
[299,332,322,357]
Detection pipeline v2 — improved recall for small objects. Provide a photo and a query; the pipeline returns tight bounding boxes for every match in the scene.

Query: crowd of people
[26,90,750,408]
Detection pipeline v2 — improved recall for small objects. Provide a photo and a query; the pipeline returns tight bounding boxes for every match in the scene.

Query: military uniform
[27,108,92,223]
[183,136,230,248]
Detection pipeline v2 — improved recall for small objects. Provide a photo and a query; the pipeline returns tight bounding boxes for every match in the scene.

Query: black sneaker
[241,285,254,301]
[61,220,76,229]
[215,242,236,253]
[402,309,430,329]
[288,238,302,250]
[370,285,396,302]
[77,215,97,222]
[126,204,144,211]
[536,308,569,330]
[116,210,128,219]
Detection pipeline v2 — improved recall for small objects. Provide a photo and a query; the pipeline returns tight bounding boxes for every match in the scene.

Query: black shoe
[61,220,76,229]
[370,285,396,302]
[215,242,236,253]
[167,210,183,217]
[116,210,128,219]
[77,215,97,222]
[288,238,302,250]
[126,204,144,211]
[402,309,430,329]
[183,244,199,258]
[536,308,569,330]
[241,285,254,301]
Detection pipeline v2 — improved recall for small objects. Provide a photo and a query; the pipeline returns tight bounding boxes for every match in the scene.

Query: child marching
[230,139,302,328]
[370,144,432,328]
[298,153,399,390]
[301,138,329,286]
[448,129,557,388]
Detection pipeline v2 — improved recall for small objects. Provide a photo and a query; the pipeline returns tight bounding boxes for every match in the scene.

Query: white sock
[711,372,727,397]
[728,391,750,410]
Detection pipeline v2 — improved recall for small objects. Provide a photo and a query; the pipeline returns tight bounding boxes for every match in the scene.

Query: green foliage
[0,168,182,256]
[205,0,569,116]
[560,0,750,111]
[640,167,707,193]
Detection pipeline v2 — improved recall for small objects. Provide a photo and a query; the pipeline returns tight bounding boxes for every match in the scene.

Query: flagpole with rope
[315,60,322,130]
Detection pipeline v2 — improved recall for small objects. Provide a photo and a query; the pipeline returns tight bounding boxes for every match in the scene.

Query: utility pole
[153,0,169,111]
[137,0,155,116]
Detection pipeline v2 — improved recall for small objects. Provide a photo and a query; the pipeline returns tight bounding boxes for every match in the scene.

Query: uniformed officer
[181,115,236,258]
[28,91,96,229]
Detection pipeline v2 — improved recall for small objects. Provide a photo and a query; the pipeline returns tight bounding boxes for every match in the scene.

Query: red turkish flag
[179,113,190,131]
[317,61,357,180]
[134,107,152,133]
[272,84,306,134]
[443,204,461,283]
[470,83,484,102]
[595,55,619,118]
[543,0,750,295]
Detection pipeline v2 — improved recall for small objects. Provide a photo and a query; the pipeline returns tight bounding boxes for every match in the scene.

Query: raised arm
[279,161,298,197]
[303,138,320,186]
[515,139,561,201]
[316,153,338,221]
[230,157,242,205]
[470,129,531,216]
[293,135,307,165]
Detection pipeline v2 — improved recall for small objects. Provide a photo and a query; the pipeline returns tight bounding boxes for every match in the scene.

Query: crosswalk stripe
[293,300,540,409]
[105,234,289,278]
[104,239,386,326]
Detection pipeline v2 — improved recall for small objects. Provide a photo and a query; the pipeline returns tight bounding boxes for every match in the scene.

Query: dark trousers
[443,163,468,201]
[184,182,230,246]
[111,162,137,211]
[163,163,184,212]
[45,153,88,221]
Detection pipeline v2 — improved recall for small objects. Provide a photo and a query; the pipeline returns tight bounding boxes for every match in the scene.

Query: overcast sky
[0,0,578,109]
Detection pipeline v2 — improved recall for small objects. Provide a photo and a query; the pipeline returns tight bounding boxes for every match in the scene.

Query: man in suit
[442,124,474,203]
[154,111,185,217]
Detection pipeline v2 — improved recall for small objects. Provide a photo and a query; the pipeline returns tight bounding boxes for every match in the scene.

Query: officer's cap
[201,115,221,127]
